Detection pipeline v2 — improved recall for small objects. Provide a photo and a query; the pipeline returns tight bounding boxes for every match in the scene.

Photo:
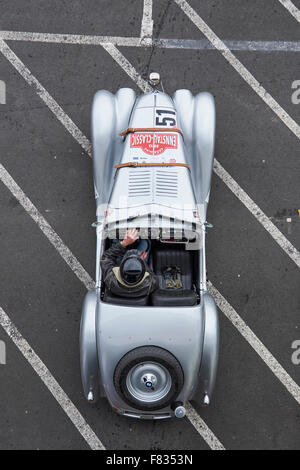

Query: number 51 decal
[156,109,176,127]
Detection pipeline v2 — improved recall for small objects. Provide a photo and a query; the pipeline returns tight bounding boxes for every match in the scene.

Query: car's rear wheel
[114,346,184,411]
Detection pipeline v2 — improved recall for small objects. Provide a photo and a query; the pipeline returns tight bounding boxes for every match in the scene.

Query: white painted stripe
[208,282,300,405]
[278,0,300,22]
[2,31,300,52]
[0,164,94,291]
[141,0,154,41]
[0,305,105,450]
[185,403,225,450]
[101,42,152,93]
[214,159,300,268]
[157,38,300,52]
[0,30,142,47]
[174,0,300,141]
[0,39,92,157]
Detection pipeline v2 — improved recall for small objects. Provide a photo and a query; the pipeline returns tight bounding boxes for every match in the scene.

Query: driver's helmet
[120,250,146,286]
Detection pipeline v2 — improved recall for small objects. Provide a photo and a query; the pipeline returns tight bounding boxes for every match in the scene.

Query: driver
[101,229,157,298]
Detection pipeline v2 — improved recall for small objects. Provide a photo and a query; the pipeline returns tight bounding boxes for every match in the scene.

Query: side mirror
[204,222,214,229]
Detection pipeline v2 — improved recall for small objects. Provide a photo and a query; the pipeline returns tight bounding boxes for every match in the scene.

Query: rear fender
[192,292,219,405]
[80,288,102,403]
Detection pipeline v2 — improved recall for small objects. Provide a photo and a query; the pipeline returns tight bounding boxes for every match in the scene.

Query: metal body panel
[96,300,205,417]
[80,289,102,402]
[92,88,136,216]
[107,91,198,230]
[105,213,200,242]
[192,293,219,405]
[173,90,216,222]
[92,88,216,224]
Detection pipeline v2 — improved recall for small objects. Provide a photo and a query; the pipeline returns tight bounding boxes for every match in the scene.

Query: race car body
[80,77,219,419]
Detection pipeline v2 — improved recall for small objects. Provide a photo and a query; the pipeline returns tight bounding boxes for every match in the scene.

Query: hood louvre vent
[127,168,179,199]
[155,169,178,198]
[128,169,152,198]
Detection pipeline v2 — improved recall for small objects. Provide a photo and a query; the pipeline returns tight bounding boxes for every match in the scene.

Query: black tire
[114,346,184,411]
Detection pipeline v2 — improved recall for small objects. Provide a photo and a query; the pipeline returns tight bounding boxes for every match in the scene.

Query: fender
[192,292,219,406]
[80,288,101,403]
[193,92,216,208]
[173,90,216,222]
[92,88,136,215]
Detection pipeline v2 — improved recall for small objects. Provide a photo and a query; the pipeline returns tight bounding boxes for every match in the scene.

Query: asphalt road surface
[0,0,299,450]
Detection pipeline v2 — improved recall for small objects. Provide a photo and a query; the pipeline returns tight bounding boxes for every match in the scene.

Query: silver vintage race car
[80,74,219,420]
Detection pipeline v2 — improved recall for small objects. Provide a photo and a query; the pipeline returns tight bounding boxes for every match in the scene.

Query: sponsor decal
[130,132,178,155]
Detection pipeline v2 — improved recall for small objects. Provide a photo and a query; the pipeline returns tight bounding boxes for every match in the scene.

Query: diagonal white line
[0,34,151,96]
[101,43,152,93]
[0,305,105,450]
[208,282,300,405]
[278,0,300,22]
[214,159,300,267]
[0,38,92,157]
[0,164,94,291]
[174,0,300,141]
[141,0,154,41]
[185,403,225,450]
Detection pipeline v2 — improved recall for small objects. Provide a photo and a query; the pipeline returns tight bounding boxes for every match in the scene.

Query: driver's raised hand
[121,229,140,247]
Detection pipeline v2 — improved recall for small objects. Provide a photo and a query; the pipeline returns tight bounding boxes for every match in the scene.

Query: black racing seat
[103,290,149,306]
[151,246,197,307]
[151,288,197,307]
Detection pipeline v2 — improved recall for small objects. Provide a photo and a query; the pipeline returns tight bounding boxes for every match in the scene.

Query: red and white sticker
[130,132,178,155]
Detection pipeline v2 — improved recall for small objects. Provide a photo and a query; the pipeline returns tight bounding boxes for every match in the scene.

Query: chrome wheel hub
[126,362,172,403]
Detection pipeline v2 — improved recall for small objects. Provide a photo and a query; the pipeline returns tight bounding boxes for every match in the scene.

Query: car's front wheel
[114,346,184,411]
